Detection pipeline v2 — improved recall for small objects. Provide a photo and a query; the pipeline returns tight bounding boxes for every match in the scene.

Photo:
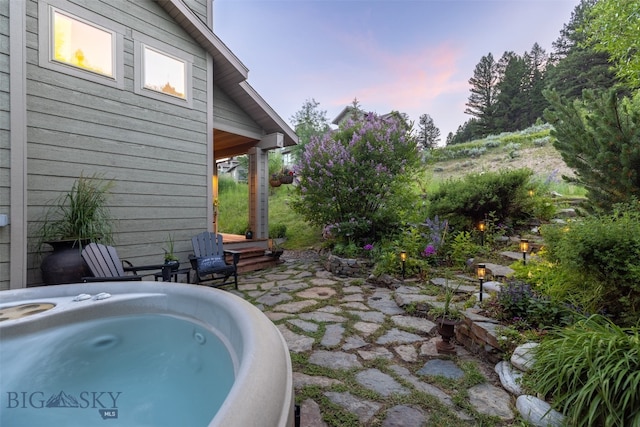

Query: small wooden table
[154,267,191,283]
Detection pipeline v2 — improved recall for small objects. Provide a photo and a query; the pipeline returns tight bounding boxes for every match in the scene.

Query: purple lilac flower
[423,245,436,257]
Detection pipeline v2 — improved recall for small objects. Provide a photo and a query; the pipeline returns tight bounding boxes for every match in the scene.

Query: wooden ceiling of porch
[214,129,259,160]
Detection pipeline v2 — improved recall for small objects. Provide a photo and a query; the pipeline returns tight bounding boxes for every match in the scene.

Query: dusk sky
[213,0,580,141]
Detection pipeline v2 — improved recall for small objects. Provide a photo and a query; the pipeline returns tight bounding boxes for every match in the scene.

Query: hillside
[425,124,576,186]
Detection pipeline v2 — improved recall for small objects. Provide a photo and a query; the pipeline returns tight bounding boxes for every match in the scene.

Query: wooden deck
[219,233,281,273]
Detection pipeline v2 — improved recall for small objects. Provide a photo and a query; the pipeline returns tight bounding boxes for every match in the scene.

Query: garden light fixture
[478,220,486,246]
[400,251,407,279]
[520,239,529,265]
[477,264,486,302]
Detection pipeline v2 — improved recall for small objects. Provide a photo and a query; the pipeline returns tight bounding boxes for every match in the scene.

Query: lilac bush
[291,112,421,243]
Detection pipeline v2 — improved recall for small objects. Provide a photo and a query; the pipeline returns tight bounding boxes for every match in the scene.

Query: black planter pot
[40,240,92,285]
[435,317,459,355]
[164,260,180,271]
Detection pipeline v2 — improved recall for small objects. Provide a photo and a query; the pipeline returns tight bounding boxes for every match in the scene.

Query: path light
[528,189,535,197]
[400,251,407,280]
[520,239,529,265]
[478,220,486,246]
[477,264,486,303]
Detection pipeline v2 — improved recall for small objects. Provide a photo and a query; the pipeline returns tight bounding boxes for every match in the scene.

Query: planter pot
[164,260,180,271]
[435,317,459,355]
[270,179,282,188]
[40,240,92,285]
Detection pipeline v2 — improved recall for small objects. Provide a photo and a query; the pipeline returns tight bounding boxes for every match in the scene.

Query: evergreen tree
[465,53,499,136]
[495,53,528,131]
[289,99,330,163]
[449,119,480,145]
[445,132,454,146]
[524,43,549,124]
[417,114,440,150]
[545,0,616,99]
[585,0,640,89]
[544,89,640,212]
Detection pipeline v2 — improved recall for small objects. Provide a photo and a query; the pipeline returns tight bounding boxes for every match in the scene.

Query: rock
[382,405,427,427]
[467,383,515,420]
[483,281,503,293]
[324,392,382,424]
[495,360,524,395]
[300,399,329,427]
[309,350,362,370]
[277,325,315,353]
[511,342,538,372]
[321,323,345,347]
[355,369,410,397]
[516,395,565,427]
[417,359,464,380]
[376,328,424,345]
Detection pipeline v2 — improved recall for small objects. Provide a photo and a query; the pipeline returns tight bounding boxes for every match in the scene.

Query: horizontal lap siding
[25,0,211,285]
[0,1,9,290]
[183,0,208,25]
[214,84,262,136]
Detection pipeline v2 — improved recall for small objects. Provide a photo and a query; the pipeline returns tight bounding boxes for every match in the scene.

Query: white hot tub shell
[0,282,295,427]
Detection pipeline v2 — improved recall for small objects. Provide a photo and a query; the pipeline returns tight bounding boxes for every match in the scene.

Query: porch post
[247,147,269,240]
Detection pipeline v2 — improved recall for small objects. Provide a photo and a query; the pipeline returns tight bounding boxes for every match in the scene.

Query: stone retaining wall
[323,255,374,278]
[456,309,504,364]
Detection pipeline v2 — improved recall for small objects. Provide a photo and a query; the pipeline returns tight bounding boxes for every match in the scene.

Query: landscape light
[400,251,407,280]
[477,264,486,302]
[478,220,486,246]
[520,239,529,265]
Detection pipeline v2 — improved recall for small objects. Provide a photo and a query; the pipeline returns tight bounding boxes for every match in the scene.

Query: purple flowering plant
[290,110,421,244]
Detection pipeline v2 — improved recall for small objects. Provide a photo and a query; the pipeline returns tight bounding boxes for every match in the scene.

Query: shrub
[545,89,640,212]
[449,231,483,268]
[269,223,287,239]
[291,112,421,244]
[497,280,578,329]
[540,205,640,326]
[529,315,640,427]
[426,168,534,232]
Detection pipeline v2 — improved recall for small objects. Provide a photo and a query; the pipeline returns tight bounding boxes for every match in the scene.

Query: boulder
[516,395,565,427]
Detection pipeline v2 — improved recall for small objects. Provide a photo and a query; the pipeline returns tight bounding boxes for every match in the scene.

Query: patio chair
[81,243,169,282]
[189,232,240,288]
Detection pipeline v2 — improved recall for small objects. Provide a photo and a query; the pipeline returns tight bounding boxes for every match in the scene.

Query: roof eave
[155,0,248,86]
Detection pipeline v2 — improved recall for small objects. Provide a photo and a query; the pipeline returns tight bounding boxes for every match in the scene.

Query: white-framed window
[134,32,193,107]
[38,0,124,88]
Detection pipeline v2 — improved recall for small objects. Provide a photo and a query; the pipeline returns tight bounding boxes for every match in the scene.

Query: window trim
[133,31,194,108]
[38,0,124,89]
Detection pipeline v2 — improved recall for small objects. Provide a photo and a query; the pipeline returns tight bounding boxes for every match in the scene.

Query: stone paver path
[226,255,517,426]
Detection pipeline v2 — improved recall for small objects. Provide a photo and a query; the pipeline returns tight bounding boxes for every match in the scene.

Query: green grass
[217,177,322,250]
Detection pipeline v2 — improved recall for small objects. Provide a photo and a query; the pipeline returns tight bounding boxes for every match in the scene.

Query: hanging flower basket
[270,179,282,187]
[279,169,294,184]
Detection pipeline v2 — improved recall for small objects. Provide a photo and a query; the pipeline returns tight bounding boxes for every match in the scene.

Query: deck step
[237,255,281,274]
[226,246,282,273]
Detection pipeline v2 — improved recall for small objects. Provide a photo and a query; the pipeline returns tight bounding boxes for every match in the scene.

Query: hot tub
[0,282,295,426]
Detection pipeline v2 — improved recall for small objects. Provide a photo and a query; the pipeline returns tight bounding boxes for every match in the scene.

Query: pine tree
[545,0,616,99]
[495,53,528,131]
[289,99,330,163]
[465,53,499,136]
[417,114,441,150]
[544,89,640,211]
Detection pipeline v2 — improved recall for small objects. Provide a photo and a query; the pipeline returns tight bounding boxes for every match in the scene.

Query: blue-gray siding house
[0,0,297,289]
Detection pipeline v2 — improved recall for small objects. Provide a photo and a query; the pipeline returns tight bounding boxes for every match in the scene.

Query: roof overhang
[155,0,298,148]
